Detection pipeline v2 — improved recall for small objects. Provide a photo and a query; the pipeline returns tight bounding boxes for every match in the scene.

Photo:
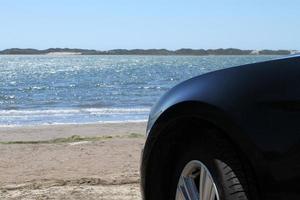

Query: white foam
[0,108,150,126]
[0,119,148,128]
[0,107,151,116]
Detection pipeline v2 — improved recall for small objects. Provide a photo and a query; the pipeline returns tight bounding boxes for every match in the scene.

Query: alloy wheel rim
[175,160,220,200]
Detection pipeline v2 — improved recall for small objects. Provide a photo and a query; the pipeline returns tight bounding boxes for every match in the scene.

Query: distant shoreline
[0,48,299,56]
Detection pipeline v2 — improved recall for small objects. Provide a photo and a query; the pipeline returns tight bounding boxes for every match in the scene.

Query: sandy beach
[0,122,146,199]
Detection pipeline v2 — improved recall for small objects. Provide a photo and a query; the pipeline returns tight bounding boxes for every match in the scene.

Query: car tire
[171,146,248,200]
[146,128,256,200]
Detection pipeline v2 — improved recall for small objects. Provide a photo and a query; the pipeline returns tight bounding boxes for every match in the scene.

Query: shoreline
[0,121,147,142]
[0,119,148,128]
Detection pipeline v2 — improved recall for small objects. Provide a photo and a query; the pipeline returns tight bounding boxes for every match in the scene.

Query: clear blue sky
[1,0,299,50]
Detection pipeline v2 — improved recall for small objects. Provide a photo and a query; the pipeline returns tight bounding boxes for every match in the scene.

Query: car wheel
[145,127,256,200]
[171,131,250,200]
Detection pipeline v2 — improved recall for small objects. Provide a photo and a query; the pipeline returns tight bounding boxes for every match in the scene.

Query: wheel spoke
[199,166,215,200]
[176,175,199,200]
[176,160,219,200]
[208,187,216,200]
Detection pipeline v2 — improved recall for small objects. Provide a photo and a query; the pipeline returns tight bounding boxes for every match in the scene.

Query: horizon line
[1,47,299,51]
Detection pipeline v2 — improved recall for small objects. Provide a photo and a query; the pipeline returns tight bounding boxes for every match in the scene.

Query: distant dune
[0,48,298,56]
[46,52,82,55]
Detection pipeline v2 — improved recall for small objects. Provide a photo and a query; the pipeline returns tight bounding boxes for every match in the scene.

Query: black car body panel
[141,55,300,200]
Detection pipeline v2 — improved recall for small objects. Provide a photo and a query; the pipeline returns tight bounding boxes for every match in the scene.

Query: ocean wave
[0,119,148,128]
[0,107,151,117]
[0,95,15,100]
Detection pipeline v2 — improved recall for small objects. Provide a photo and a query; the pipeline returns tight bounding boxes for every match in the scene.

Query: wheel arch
[147,101,256,159]
[142,101,263,199]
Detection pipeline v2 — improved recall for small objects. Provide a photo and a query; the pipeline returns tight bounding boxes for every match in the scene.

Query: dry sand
[0,122,147,200]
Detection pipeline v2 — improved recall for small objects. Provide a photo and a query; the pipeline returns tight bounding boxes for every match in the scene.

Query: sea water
[0,55,280,126]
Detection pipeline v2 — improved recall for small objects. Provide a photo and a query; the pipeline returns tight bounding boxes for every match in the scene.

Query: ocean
[0,55,280,126]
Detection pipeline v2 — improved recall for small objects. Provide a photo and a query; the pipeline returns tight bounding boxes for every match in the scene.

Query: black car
[140,55,300,200]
